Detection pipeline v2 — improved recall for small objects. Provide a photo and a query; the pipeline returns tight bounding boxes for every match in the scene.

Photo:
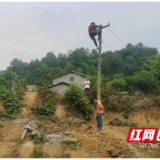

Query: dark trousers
[85,88,90,92]
[96,113,103,129]
[89,31,101,47]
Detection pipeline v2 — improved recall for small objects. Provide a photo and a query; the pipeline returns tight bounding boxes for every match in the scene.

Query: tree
[136,42,144,49]
[110,78,126,92]
[149,54,160,76]
[126,70,160,95]
[41,52,57,67]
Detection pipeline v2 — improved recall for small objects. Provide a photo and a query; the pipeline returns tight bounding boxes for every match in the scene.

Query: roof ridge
[54,70,87,79]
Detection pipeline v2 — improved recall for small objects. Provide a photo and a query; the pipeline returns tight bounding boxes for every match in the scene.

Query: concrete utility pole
[97,23,110,101]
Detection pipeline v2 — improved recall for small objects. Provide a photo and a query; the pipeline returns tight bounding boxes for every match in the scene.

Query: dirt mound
[1,121,22,141]
[0,142,16,158]
[18,141,34,158]
[42,142,64,158]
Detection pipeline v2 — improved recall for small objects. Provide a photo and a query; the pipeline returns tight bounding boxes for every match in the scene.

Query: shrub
[32,148,44,158]
[33,135,42,144]
[32,101,56,119]
[4,97,21,114]
[0,96,22,120]
[0,86,12,100]
[0,85,24,120]
[110,78,126,92]
[122,103,132,110]
[126,70,160,95]
[32,88,57,120]
[64,85,94,120]
[103,82,119,96]
[1,112,15,120]
[124,113,129,119]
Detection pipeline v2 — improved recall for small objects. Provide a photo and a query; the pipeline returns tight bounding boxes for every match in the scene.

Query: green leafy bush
[64,85,94,120]
[122,103,132,110]
[1,112,15,120]
[32,101,56,119]
[32,148,44,158]
[126,70,160,95]
[0,96,22,120]
[110,78,126,92]
[0,86,12,100]
[33,135,43,144]
[4,97,21,114]
[32,88,57,119]
[0,84,24,120]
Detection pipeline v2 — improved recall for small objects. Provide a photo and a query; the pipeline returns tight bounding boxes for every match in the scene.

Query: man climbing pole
[88,22,102,50]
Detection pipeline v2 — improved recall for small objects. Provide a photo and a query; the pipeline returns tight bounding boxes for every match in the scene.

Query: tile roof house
[49,71,87,94]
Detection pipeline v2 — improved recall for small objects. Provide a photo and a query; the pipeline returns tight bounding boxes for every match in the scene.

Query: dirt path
[19,92,38,117]
[55,105,66,120]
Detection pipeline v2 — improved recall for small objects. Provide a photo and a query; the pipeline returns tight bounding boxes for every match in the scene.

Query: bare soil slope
[0,92,160,158]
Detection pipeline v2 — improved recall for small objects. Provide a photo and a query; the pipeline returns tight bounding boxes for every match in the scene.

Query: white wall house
[27,85,37,91]
[49,71,86,94]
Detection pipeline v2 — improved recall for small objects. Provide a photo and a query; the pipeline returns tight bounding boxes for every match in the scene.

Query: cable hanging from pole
[29,34,90,86]
[107,27,160,78]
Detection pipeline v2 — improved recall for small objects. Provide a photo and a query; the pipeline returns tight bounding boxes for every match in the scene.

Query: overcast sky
[0,2,160,70]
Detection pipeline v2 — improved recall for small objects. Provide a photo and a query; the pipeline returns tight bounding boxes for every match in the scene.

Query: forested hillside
[0,42,159,95]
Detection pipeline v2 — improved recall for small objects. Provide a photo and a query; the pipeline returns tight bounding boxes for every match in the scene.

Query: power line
[107,28,126,46]
[107,28,160,77]
[103,39,114,51]
[38,50,84,90]
[29,34,89,85]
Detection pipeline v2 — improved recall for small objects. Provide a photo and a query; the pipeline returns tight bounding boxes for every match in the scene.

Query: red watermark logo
[127,128,159,142]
